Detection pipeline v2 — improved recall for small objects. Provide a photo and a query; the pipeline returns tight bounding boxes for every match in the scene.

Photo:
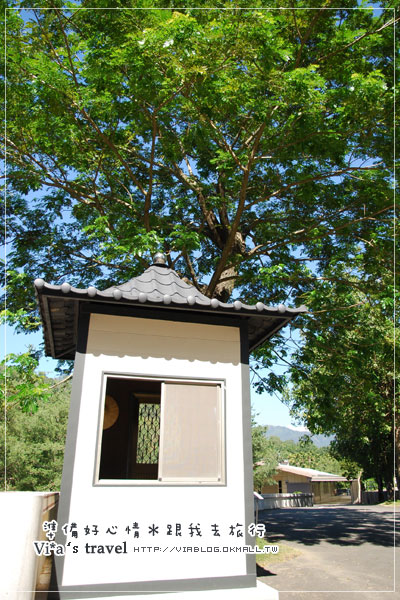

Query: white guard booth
[35,253,306,599]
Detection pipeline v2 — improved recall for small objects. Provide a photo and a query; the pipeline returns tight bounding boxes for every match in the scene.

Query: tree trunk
[207,231,245,302]
[395,425,400,496]
[352,475,362,504]
[213,265,238,303]
[385,479,394,501]
[376,474,384,503]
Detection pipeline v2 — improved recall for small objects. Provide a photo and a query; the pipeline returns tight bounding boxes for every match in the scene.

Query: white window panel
[158,382,223,483]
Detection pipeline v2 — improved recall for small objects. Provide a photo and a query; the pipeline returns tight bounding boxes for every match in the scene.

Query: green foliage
[286,258,398,492]
[3,3,394,310]
[1,308,41,332]
[251,419,278,491]
[2,352,54,413]
[363,478,378,492]
[1,377,70,491]
[278,435,345,474]
[253,461,277,494]
[2,3,396,490]
[251,420,350,492]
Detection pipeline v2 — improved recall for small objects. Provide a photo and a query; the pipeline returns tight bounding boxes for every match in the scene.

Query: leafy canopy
[2,2,397,488]
[0,370,70,490]
[287,259,397,493]
[4,2,394,314]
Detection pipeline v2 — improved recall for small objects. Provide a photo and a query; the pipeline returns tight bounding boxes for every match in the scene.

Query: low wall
[0,491,59,599]
[255,492,313,510]
[361,490,389,504]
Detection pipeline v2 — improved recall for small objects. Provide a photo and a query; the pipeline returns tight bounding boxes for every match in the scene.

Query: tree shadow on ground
[256,564,276,577]
[258,506,397,548]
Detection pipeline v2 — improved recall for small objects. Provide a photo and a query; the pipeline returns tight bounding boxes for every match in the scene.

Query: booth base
[86,582,279,600]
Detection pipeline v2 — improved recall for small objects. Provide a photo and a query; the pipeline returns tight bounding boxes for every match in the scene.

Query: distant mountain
[265,425,334,448]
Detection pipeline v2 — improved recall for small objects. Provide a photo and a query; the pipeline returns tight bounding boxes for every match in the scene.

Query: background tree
[286,264,398,497]
[251,417,278,492]
[0,362,70,490]
[3,1,397,487]
[251,421,352,494]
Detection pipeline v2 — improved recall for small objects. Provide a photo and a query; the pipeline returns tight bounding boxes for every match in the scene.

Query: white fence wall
[0,492,58,599]
[255,492,313,510]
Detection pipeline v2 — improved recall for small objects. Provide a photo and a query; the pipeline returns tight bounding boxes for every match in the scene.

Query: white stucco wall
[0,492,44,599]
[60,314,250,587]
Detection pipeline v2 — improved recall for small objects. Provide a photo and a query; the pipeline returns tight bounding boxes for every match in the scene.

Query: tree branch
[248,204,393,257]
[207,123,266,297]
[294,6,326,68]
[46,374,73,390]
[144,113,158,232]
[203,116,246,172]
[250,164,383,208]
[316,15,399,64]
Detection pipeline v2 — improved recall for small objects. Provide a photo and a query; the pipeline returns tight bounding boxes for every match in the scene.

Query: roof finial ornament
[152,252,167,266]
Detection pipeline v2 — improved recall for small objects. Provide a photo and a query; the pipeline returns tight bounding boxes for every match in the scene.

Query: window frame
[94,372,226,487]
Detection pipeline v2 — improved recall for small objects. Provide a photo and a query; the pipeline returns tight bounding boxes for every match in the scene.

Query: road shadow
[256,564,276,577]
[258,505,397,548]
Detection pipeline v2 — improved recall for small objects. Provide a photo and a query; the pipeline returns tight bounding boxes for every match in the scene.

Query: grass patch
[380,499,400,506]
[256,536,301,566]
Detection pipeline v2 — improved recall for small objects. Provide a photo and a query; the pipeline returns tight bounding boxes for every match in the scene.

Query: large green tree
[251,418,278,492]
[286,259,398,496]
[3,2,394,304]
[2,2,397,484]
[0,361,71,490]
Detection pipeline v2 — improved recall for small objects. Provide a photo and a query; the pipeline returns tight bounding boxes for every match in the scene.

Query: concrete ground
[256,503,399,600]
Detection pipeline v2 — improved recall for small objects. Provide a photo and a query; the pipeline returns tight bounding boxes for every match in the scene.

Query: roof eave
[34,280,307,358]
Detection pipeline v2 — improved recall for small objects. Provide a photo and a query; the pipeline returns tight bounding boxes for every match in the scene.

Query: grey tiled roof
[104,265,212,305]
[34,263,307,359]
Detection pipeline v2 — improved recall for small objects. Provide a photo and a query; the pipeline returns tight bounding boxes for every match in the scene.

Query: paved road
[257,504,399,600]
